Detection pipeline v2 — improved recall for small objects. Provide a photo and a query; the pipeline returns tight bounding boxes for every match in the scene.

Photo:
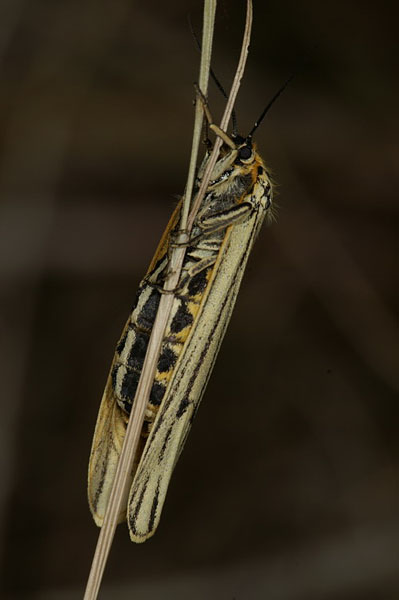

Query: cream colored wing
[127,205,265,542]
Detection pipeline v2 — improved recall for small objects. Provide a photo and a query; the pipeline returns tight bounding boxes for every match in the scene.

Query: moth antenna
[247,72,295,139]
[247,45,318,140]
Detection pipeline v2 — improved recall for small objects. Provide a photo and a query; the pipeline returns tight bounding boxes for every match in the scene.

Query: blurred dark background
[0,1,397,598]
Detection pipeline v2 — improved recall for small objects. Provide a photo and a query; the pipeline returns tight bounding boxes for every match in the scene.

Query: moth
[88,120,274,542]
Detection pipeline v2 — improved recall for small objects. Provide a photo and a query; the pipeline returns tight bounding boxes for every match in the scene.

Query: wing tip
[129,525,157,544]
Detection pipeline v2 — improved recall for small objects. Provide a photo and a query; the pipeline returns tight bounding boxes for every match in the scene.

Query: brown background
[0,1,397,598]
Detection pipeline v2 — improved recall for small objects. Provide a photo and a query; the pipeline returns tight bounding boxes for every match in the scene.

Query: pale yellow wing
[127,202,266,542]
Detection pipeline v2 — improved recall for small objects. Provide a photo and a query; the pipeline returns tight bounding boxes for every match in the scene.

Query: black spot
[157,346,177,373]
[188,268,209,296]
[257,165,264,175]
[137,289,160,330]
[120,398,132,413]
[116,331,127,355]
[149,381,165,406]
[121,368,140,404]
[176,396,190,418]
[111,365,119,391]
[170,301,193,333]
[127,330,149,370]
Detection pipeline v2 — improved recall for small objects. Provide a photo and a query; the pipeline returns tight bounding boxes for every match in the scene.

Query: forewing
[127,202,265,542]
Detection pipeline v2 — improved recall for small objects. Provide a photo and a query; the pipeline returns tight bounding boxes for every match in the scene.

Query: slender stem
[83,3,217,599]
[83,1,253,597]
[181,0,217,231]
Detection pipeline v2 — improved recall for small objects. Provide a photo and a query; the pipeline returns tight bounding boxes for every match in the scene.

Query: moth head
[232,135,255,165]
[202,135,259,194]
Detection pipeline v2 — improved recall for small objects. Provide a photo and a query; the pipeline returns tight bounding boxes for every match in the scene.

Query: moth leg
[178,256,216,292]
[141,279,174,295]
[152,200,253,294]
[198,202,253,230]
[170,202,253,251]
[185,202,254,245]
[143,256,216,296]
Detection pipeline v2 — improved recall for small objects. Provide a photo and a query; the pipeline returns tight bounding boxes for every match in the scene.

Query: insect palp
[209,124,236,150]
[194,84,237,150]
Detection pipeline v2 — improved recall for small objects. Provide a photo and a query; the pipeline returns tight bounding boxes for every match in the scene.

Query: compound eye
[238,145,252,161]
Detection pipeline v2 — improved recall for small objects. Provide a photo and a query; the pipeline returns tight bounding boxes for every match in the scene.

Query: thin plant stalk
[83,2,217,599]
[83,1,253,598]
[181,0,217,230]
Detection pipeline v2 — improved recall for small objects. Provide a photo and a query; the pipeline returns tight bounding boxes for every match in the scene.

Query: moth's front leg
[197,201,253,234]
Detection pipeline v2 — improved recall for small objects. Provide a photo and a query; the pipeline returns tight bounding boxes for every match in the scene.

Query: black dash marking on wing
[149,381,166,406]
[176,397,190,418]
[170,301,193,333]
[137,289,161,330]
[159,426,173,462]
[130,473,150,528]
[93,444,109,510]
[148,479,161,533]
[157,346,177,373]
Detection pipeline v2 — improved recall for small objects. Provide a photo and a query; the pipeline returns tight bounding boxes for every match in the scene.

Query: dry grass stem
[181,0,217,230]
[83,2,217,599]
[84,1,253,598]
